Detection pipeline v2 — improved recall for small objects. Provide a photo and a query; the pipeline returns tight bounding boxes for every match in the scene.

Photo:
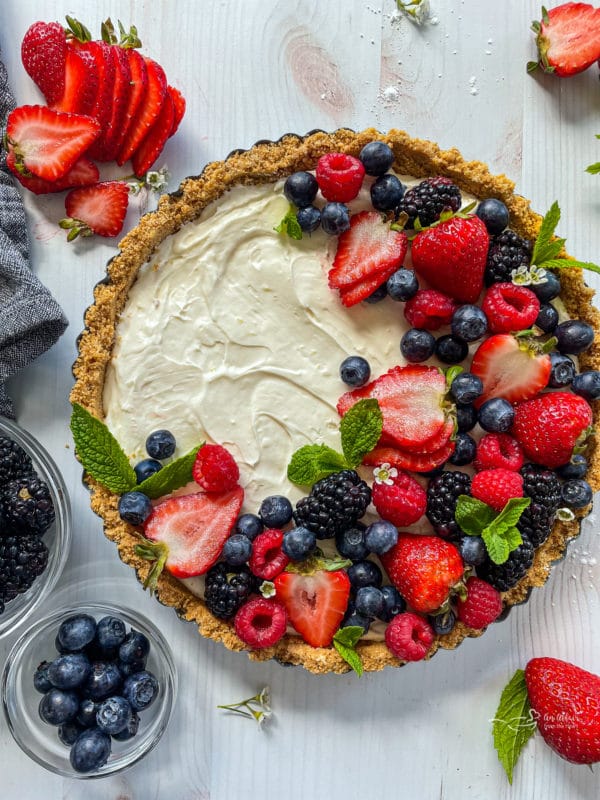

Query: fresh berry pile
[0,434,54,614]
[34,612,160,774]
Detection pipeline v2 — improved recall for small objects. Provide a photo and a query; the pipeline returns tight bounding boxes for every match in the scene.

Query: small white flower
[259,581,276,598]
[217,686,272,730]
[396,0,430,25]
[511,264,547,286]
[373,463,398,485]
[529,265,548,285]
[556,507,576,522]
[145,165,170,193]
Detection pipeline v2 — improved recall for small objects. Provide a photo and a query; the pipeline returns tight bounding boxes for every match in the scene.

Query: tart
[71,128,600,674]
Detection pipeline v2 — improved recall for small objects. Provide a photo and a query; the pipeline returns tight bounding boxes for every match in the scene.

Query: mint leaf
[531,201,561,266]
[493,669,536,783]
[537,257,600,276]
[587,162,600,174]
[285,549,352,575]
[504,527,523,551]
[455,494,497,537]
[333,625,363,648]
[275,206,302,240]
[491,497,531,532]
[137,444,201,499]
[340,398,383,467]
[333,626,364,676]
[287,444,348,486]
[70,403,137,494]
[482,529,510,565]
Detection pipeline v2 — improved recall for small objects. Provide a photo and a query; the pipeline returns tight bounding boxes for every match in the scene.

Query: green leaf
[333,625,363,648]
[287,444,348,486]
[333,627,364,676]
[492,669,536,784]
[285,549,352,575]
[70,403,137,494]
[490,497,531,532]
[504,527,523,551]
[455,494,497,537]
[274,206,302,240]
[482,529,510,565]
[137,445,201,499]
[339,399,383,467]
[531,201,561,266]
[586,162,600,175]
[540,257,600,275]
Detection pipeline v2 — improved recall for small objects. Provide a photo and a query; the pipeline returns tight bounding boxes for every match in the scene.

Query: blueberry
[572,370,600,400]
[448,432,476,466]
[118,491,152,526]
[95,616,127,653]
[259,495,293,527]
[118,658,148,678]
[58,720,85,746]
[555,320,595,355]
[296,205,321,232]
[48,653,92,690]
[364,520,398,555]
[77,698,99,728]
[112,710,140,741]
[451,305,488,342]
[57,614,97,653]
[456,403,478,433]
[355,586,385,617]
[84,661,123,700]
[561,479,593,508]
[145,429,176,459]
[364,283,388,303]
[400,328,436,363]
[134,458,162,483]
[478,398,515,432]
[476,198,509,235]
[370,174,405,211]
[387,267,418,301]
[39,688,79,725]
[233,513,264,541]
[335,524,369,561]
[429,609,456,636]
[548,352,576,388]
[556,454,588,480]
[342,600,372,633]
[535,303,559,333]
[450,372,483,404]
[221,533,253,565]
[340,355,371,387]
[55,634,72,655]
[435,334,469,365]
[123,670,159,711]
[531,272,561,302]
[282,526,316,560]
[458,535,487,566]
[33,661,53,694]
[321,202,350,235]
[96,695,133,735]
[359,141,395,176]
[69,728,112,774]
[283,171,318,207]
[119,630,151,664]
[347,560,383,589]
[378,585,406,622]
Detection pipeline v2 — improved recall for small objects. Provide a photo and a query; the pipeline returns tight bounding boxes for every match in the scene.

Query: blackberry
[518,464,561,547]
[484,230,532,286]
[0,534,49,612]
[426,471,471,540]
[293,470,371,540]
[1,474,55,535]
[204,562,256,619]
[0,435,33,485]
[396,176,461,228]
[477,534,535,592]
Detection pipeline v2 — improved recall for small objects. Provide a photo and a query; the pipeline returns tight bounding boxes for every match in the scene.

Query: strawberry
[73,40,116,161]
[525,657,600,764]
[118,49,149,159]
[117,57,167,165]
[6,151,99,195]
[52,45,97,116]
[411,214,489,304]
[530,2,600,77]
[61,181,130,240]
[167,85,186,137]
[21,21,67,106]
[381,534,464,614]
[5,105,100,182]
[98,44,133,162]
[338,272,387,307]
[274,568,350,648]
[511,391,593,468]
[131,91,175,177]
[139,487,244,586]
[363,438,455,473]
[470,333,552,406]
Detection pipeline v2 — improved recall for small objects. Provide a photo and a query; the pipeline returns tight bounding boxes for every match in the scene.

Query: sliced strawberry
[117,57,167,165]
[6,151,99,195]
[117,49,149,160]
[131,91,175,177]
[5,105,100,182]
[363,439,455,473]
[75,41,116,161]
[51,45,97,116]
[21,21,67,105]
[532,2,600,77]
[380,417,454,455]
[98,44,132,162]
[167,85,186,137]
[62,181,130,239]
[338,271,387,307]
[274,569,350,648]
[470,333,552,406]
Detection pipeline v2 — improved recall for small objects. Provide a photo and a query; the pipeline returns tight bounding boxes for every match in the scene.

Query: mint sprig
[333,626,364,676]
[492,669,536,783]
[455,495,530,565]
[137,444,202,498]
[274,205,302,240]
[531,201,600,275]
[585,134,600,175]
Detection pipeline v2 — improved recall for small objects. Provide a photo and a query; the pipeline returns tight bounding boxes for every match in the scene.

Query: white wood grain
[0,1,599,798]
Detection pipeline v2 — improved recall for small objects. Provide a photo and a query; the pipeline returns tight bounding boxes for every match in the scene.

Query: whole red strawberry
[525,657,600,764]
[380,534,464,614]
[21,21,67,105]
[411,214,489,304]
[512,391,593,468]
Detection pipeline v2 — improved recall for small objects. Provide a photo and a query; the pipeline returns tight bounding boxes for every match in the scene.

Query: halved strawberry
[167,85,186,137]
[117,57,167,165]
[470,333,552,406]
[139,487,244,588]
[50,45,97,115]
[21,21,67,105]
[380,417,455,455]
[61,181,130,239]
[274,568,350,648]
[6,151,99,195]
[97,44,132,162]
[338,271,387,307]
[5,105,100,182]
[531,2,600,76]
[131,91,175,177]
[363,438,455,473]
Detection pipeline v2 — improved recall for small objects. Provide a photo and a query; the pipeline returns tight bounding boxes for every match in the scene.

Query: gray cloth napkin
[0,59,68,418]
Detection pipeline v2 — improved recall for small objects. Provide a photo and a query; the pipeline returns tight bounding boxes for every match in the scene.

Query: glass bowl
[2,602,178,778]
[0,416,72,638]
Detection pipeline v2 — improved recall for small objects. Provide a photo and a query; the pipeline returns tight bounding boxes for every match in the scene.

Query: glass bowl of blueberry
[0,416,72,638]
[1,602,177,778]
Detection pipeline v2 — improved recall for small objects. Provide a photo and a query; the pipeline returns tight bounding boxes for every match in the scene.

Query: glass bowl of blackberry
[0,416,72,638]
[2,602,177,778]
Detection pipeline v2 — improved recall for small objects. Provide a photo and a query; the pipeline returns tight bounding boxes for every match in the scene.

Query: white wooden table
[1,1,599,797]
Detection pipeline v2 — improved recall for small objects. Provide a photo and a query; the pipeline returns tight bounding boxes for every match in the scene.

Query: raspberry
[484,230,532,286]
[248,528,290,580]
[234,597,287,649]
[474,433,525,472]
[372,469,426,527]
[315,153,365,203]
[481,283,540,334]
[403,289,456,330]
[456,576,503,629]
[192,444,239,492]
[384,612,434,661]
[471,468,524,512]
[396,176,462,228]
